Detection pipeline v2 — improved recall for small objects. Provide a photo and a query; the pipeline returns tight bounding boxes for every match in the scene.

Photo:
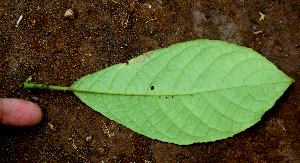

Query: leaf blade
[72,39,293,145]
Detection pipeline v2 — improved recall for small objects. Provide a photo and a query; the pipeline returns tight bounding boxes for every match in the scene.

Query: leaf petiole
[24,76,74,92]
[24,76,154,95]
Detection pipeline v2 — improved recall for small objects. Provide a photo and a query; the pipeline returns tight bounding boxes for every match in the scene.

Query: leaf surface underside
[71,39,293,145]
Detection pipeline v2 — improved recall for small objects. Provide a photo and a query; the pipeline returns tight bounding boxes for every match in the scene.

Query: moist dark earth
[0,0,300,162]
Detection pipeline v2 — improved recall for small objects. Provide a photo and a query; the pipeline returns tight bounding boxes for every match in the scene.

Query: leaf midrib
[72,80,292,96]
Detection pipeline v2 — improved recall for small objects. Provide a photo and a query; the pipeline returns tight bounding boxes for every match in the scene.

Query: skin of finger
[0,98,43,127]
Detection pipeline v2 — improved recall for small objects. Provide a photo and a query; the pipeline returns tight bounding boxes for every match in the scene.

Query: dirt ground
[0,0,299,162]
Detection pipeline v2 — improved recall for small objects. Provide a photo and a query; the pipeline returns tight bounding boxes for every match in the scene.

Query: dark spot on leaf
[158,96,161,99]
[151,86,154,90]
[165,97,168,99]
[172,96,174,98]
[191,95,193,97]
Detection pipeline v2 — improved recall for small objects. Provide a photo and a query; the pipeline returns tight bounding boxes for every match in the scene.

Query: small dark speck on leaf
[151,86,154,90]
[158,96,161,99]
[166,97,168,99]
[191,95,193,97]
[172,96,174,98]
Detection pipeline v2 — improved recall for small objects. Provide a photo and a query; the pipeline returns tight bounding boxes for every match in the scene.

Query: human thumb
[0,98,43,127]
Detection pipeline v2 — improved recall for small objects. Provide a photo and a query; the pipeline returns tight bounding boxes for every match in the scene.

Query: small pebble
[129,133,133,138]
[48,123,56,131]
[64,9,75,19]
[30,96,39,102]
[86,136,92,142]
[98,147,105,153]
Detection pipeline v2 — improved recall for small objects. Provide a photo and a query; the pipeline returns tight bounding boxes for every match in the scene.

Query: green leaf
[24,39,294,145]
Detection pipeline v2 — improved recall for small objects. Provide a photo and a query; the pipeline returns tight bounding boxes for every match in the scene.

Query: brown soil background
[0,0,299,162]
